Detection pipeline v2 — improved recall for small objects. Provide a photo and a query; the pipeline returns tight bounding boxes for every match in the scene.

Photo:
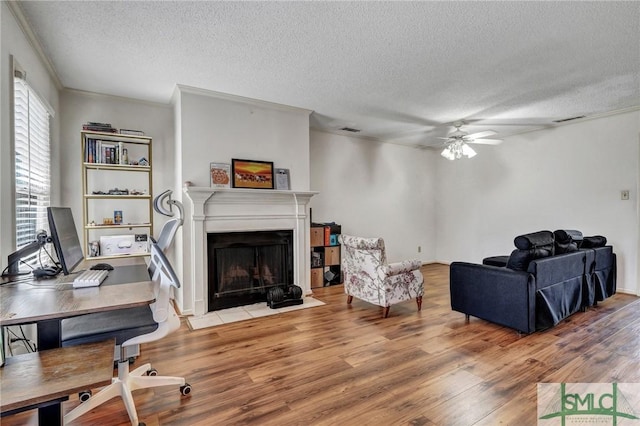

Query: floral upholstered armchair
[339,234,424,318]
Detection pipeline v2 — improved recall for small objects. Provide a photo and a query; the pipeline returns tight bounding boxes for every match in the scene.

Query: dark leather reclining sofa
[449,230,616,334]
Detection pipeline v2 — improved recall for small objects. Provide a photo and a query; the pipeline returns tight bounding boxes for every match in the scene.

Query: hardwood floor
[5,263,640,425]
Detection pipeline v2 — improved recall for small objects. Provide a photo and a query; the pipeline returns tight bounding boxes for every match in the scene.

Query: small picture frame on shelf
[231,159,274,189]
[274,168,290,190]
[113,210,123,225]
[210,162,231,188]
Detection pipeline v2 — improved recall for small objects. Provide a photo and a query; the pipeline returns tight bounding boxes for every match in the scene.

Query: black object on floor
[267,285,304,309]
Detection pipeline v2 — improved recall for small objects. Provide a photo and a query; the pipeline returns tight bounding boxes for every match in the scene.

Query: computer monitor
[47,207,84,275]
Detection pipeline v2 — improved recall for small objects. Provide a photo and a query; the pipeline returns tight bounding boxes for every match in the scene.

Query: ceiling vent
[553,115,586,123]
[339,127,361,133]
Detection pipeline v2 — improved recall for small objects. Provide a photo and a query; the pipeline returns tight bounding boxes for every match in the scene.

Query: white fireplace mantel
[182,186,317,316]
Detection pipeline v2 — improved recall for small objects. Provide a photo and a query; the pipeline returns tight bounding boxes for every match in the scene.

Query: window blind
[14,76,51,267]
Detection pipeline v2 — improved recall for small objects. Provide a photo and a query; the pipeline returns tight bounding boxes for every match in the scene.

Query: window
[13,71,52,268]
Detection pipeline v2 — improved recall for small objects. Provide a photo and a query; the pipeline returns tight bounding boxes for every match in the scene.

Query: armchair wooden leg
[382,306,390,318]
[416,296,423,311]
[347,295,353,304]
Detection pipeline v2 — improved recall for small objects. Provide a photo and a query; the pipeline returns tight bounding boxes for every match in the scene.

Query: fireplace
[207,230,293,311]
[182,187,317,316]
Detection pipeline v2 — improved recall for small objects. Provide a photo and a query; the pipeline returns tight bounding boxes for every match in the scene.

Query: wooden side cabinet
[310,223,342,288]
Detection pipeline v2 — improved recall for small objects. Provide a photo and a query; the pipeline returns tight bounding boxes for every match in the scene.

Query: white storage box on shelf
[100,235,148,256]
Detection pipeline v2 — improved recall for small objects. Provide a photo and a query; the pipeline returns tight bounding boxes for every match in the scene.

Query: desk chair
[64,242,191,426]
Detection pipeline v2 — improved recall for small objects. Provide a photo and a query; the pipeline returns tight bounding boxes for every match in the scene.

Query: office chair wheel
[146,368,158,376]
[180,383,192,396]
[78,390,92,402]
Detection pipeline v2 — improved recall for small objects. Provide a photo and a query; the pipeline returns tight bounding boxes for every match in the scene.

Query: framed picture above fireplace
[231,159,274,189]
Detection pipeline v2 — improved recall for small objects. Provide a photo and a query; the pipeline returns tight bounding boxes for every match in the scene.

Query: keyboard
[73,269,109,288]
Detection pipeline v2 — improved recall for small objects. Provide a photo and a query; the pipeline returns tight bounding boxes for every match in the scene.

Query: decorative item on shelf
[119,128,145,136]
[121,147,129,165]
[274,168,290,190]
[89,241,100,257]
[114,210,123,225]
[210,162,231,188]
[108,188,129,195]
[102,217,114,225]
[231,159,274,189]
[138,157,149,166]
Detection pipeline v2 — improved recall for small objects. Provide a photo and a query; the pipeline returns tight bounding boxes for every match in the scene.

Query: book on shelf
[85,139,126,164]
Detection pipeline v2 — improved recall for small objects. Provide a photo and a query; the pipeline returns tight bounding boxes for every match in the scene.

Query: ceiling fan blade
[466,130,497,139]
[468,138,503,145]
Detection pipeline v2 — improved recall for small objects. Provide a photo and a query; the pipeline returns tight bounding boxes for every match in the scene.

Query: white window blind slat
[13,76,52,268]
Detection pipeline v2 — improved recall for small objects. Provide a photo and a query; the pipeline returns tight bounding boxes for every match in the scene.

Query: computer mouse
[90,263,114,271]
[33,266,61,278]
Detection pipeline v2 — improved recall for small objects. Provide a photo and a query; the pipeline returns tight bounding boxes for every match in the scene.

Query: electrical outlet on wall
[621,190,630,200]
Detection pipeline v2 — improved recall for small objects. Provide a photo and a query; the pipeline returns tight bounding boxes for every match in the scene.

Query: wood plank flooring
[4,263,639,425]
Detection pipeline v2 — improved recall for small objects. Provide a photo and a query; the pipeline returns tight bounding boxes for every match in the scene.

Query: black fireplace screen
[207,230,293,311]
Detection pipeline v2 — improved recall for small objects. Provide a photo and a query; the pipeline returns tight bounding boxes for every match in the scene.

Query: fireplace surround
[182,187,317,316]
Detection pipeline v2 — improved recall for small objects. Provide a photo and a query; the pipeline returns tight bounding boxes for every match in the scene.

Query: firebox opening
[207,230,294,311]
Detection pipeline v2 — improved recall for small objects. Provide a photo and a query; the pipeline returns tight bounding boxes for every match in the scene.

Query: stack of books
[85,139,129,165]
[82,121,117,133]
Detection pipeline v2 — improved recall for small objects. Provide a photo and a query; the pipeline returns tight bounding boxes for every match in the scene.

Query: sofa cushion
[506,247,552,271]
[506,250,530,271]
[581,235,607,248]
[483,255,510,267]
[514,231,555,251]
[554,229,582,254]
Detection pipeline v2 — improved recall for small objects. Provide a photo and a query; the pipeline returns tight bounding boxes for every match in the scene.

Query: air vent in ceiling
[340,127,361,133]
[553,115,586,123]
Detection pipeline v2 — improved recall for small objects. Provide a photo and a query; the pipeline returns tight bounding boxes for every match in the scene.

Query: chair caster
[146,368,158,376]
[180,383,192,396]
[78,390,92,402]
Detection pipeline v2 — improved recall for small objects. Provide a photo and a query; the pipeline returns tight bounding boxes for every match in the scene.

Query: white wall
[309,129,437,263]
[177,86,311,190]
[436,110,640,295]
[1,2,60,270]
[59,90,174,244]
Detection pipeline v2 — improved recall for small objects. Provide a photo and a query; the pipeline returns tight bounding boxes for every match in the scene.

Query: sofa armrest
[450,262,536,333]
[383,260,422,276]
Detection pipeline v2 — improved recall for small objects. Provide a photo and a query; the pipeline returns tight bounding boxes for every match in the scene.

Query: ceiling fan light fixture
[441,141,476,160]
[441,146,456,160]
[462,143,476,158]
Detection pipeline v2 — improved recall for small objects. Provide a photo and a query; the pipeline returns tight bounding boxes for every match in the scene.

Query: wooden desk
[0,263,155,425]
[0,339,115,416]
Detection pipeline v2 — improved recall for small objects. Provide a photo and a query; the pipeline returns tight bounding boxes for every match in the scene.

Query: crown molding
[6,1,63,90]
[63,87,172,109]
[175,84,312,116]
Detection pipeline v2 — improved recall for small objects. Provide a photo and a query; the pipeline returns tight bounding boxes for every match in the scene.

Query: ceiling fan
[439,122,503,160]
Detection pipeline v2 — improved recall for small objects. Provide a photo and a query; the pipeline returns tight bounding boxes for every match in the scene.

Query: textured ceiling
[16,1,640,147]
